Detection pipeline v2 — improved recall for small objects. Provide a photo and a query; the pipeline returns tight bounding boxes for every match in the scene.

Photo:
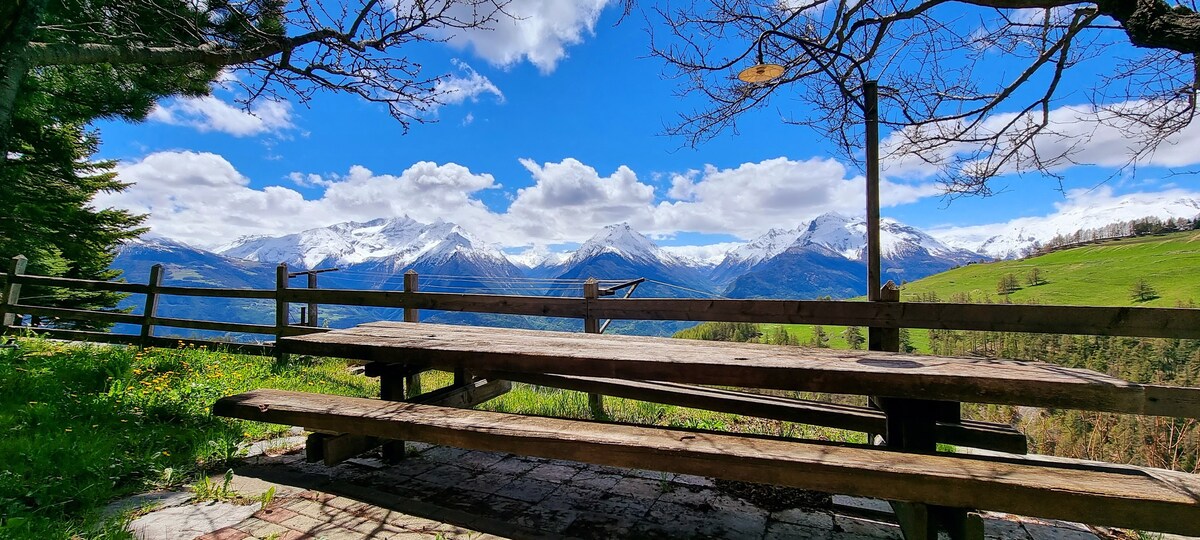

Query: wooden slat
[589,299,1200,339]
[283,288,587,318]
[11,326,274,356]
[13,274,148,294]
[10,304,143,325]
[280,322,1200,418]
[280,325,331,337]
[213,389,1200,535]
[12,327,141,346]
[309,377,512,465]
[155,286,275,299]
[492,372,1027,454]
[411,377,511,409]
[150,316,276,335]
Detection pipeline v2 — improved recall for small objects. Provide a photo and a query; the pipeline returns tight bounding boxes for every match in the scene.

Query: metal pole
[864,80,881,302]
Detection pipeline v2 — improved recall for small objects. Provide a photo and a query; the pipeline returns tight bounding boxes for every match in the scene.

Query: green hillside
[901,230,1200,307]
[678,230,1200,351]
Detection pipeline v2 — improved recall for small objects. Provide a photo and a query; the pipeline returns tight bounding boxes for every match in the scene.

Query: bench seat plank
[279,322,1200,418]
[214,389,1200,535]
[492,371,1028,454]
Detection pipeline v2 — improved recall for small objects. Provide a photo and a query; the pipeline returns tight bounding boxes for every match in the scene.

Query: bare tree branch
[652,0,1200,193]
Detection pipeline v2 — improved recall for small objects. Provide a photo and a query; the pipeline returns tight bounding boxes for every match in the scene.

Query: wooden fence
[3,255,1200,356]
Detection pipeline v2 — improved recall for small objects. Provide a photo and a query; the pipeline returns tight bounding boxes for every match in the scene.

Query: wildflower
[162,451,170,456]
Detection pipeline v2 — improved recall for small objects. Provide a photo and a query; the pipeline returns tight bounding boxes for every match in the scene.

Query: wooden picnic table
[280,321,1200,418]
[217,320,1200,538]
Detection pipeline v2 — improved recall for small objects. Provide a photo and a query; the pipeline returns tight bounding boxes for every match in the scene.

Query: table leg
[875,397,981,540]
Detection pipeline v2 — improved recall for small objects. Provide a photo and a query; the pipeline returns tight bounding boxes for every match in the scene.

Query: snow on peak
[217,216,503,269]
[507,246,572,269]
[567,223,679,267]
[722,227,805,266]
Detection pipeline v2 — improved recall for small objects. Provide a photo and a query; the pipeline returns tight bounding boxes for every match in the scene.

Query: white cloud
[97,152,505,248]
[505,158,657,241]
[148,96,295,137]
[929,186,1200,258]
[883,100,1200,179]
[441,0,612,73]
[654,157,941,238]
[98,152,946,250]
[436,60,504,105]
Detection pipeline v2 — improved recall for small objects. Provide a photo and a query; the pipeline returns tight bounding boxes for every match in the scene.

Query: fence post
[403,270,422,397]
[140,264,163,348]
[1,255,28,333]
[306,271,319,327]
[867,280,901,444]
[275,263,289,363]
[583,277,604,418]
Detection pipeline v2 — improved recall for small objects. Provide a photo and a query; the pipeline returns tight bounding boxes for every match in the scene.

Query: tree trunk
[0,0,48,160]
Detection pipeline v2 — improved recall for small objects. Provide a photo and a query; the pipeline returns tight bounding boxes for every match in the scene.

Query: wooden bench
[215,388,1200,537]
[226,321,1200,538]
[493,371,1028,454]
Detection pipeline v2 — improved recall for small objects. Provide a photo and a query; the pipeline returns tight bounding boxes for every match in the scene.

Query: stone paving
[120,437,1133,540]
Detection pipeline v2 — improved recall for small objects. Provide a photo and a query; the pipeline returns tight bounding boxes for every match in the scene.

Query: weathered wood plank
[309,377,512,465]
[10,304,143,325]
[280,325,330,337]
[283,288,587,319]
[491,372,1027,454]
[9,326,274,355]
[154,286,275,299]
[280,322,1200,418]
[213,389,1200,535]
[149,316,276,335]
[412,378,511,409]
[280,288,1200,338]
[589,299,1200,339]
[14,274,149,294]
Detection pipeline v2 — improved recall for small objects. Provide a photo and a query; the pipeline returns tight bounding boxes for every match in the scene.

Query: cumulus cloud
[654,157,941,238]
[505,158,657,241]
[148,96,295,137]
[97,152,505,248]
[928,185,1200,256]
[441,0,612,73]
[97,152,945,250]
[883,100,1200,179]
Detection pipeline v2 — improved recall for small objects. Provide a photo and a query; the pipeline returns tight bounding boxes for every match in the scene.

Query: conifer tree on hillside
[1130,279,1158,303]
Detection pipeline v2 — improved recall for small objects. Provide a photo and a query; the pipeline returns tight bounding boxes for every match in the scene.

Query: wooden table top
[281,321,1200,418]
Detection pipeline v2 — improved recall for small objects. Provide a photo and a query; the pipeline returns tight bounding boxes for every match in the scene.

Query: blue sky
[91,0,1200,257]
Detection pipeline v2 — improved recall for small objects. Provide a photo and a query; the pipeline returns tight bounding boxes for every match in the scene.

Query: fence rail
[3,255,1200,357]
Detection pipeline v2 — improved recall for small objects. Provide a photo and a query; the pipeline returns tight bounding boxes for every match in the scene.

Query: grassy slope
[714,231,1200,350]
[900,231,1200,306]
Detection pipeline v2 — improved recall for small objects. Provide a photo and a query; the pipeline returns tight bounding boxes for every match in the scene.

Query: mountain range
[110,198,1199,335]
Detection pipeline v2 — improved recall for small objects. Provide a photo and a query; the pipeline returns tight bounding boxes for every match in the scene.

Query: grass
[690,231,1200,353]
[0,335,377,539]
[900,231,1200,307]
[1,336,870,539]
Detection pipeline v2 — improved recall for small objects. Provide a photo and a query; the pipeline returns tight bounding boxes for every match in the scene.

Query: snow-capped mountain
[550,223,715,298]
[721,213,989,298]
[933,192,1200,259]
[563,223,688,270]
[711,227,804,285]
[217,216,525,294]
[218,216,506,270]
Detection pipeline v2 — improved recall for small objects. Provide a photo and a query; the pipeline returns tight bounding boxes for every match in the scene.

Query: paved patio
[122,435,1127,540]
